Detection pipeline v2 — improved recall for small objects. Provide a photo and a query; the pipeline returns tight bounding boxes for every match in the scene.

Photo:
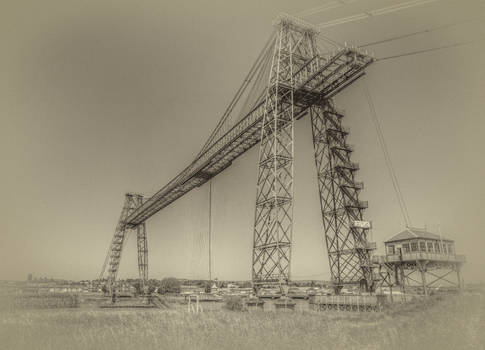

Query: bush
[204,282,211,294]
[224,296,245,311]
[131,281,142,295]
[158,278,181,294]
[147,285,157,294]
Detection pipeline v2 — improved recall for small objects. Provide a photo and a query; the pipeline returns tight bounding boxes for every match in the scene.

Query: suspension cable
[238,43,273,120]
[362,77,412,227]
[360,17,484,48]
[316,0,445,28]
[295,1,350,18]
[377,39,480,61]
[196,30,276,158]
[208,180,212,281]
[319,34,343,48]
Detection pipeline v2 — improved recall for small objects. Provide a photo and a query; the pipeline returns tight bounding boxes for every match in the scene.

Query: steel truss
[252,18,318,287]
[99,193,148,292]
[122,27,373,227]
[375,260,463,296]
[137,222,148,286]
[311,100,374,289]
[375,262,399,287]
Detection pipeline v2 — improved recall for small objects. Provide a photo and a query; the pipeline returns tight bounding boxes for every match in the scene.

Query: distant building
[180,285,205,294]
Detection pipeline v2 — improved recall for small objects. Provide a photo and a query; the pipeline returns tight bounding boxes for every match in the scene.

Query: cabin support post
[456,264,463,290]
[418,261,429,296]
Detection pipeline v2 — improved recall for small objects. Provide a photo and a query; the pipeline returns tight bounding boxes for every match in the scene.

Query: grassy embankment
[0,294,483,350]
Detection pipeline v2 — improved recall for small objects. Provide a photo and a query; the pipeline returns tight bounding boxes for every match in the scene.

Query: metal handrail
[372,252,466,263]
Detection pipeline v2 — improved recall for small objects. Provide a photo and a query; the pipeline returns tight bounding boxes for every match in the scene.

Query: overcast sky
[1,0,484,283]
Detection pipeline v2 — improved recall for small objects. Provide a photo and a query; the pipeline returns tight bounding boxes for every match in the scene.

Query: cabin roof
[385,227,453,243]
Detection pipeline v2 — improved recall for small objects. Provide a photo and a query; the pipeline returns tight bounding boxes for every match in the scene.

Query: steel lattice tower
[136,222,148,285]
[99,193,148,292]
[310,100,374,290]
[252,18,318,288]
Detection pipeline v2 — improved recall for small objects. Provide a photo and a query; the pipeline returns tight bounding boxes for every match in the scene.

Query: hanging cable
[317,0,444,28]
[295,1,347,18]
[208,180,212,281]
[360,17,484,48]
[319,34,343,48]
[377,39,480,61]
[238,43,273,121]
[362,77,412,227]
[317,38,333,54]
[196,30,276,158]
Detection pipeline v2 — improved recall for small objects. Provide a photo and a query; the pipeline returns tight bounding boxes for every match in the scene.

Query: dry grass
[0,294,483,350]
[0,293,79,310]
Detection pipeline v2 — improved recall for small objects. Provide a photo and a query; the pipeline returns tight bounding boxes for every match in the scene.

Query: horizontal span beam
[125,48,374,226]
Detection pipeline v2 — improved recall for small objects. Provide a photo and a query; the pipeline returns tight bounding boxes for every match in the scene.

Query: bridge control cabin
[372,227,466,297]
[384,228,460,261]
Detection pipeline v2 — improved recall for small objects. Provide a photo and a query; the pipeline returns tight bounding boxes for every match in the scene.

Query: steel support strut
[310,100,374,291]
[252,18,318,290]
[99,193,146,293]
[137,222,148,290]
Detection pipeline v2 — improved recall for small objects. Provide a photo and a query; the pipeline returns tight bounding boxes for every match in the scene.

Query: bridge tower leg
[456,263,463,290]
[99,193,144,293]
[251,17,318,291]
[137,222,148,291]
[310,100,374,292]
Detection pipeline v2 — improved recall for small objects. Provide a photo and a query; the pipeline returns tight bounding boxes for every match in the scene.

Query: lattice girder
[99,193,147,292]
[310,100,373,287]
[252,21,318,288]
[137,222,148,288]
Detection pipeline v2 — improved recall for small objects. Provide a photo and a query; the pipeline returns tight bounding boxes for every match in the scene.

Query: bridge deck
[125,48,374,226]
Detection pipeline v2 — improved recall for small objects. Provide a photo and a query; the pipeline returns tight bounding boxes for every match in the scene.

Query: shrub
[224,296,245,311]
[158,278,181,294]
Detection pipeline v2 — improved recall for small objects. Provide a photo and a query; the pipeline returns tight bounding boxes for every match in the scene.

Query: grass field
[0,294,483,350]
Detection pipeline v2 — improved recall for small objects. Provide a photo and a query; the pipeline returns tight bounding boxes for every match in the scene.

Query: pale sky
[1,0,484,283]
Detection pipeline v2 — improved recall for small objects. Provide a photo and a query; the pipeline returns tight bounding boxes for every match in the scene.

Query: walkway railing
[372,252,466,264]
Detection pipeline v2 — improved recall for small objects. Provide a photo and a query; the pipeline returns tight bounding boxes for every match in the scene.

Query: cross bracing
[310,101,374,287]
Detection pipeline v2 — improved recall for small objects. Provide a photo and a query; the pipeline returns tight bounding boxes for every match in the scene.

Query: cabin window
[387,245,395,255]
[411,241,418,252]
[448,244,453,254]
[427,242,433,252]
[403,243,410,253]
[442,244,447,254]
[419,241,426,252]
[434,242,441,253]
